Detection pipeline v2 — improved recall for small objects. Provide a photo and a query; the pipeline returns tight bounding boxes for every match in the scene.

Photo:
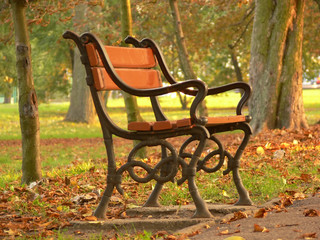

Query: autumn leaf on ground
[253,224,269,232]
[280,142,290,149]
[256,146,265,155]
[218,229,230,236]
[223,237,245,240]
[300,173,312,183]
[303,209,320,217]
[294,192,306,200]
[280,196,294,207]
[299,232,317,239]
[228,211,248,222]
[254,208,268,218]
[84,216,97,221]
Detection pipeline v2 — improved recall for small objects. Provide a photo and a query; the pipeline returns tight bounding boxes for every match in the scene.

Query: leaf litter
[0,125,319,239]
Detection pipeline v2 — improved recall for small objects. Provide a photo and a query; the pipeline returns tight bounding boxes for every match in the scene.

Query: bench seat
[128,115,248,131]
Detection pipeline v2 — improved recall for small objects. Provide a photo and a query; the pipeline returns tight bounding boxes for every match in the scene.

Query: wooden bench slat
[127,116,247,132]
[128,121,153,131]
[86,44,156,68]
[206,115,246,125]
[91,67,162,91]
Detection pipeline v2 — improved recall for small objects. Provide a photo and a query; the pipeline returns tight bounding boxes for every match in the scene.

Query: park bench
[63,31,253,219]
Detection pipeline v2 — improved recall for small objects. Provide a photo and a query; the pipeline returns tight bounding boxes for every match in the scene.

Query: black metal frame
[63,31,253,219]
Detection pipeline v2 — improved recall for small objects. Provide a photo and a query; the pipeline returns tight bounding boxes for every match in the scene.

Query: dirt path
[189,193,320,240]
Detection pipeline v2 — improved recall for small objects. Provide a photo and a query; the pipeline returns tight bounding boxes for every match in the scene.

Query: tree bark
[229,47,244,83]
[169,0,208,116]
[65,3,95,124]
[65,46,95,123]
[120,0,144,124]
[249,0,308,134]
[11,0,41,184]
[120,0,146,158]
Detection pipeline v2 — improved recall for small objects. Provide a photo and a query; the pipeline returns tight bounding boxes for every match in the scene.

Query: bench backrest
[85,44,162,91]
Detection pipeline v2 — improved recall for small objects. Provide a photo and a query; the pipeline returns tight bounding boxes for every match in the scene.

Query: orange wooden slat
[153,120,175,131]
[176,118,192,128]
[128,122,153,131]
[86,44,156,68]
[206,115,246,126]
[91,67,162,91]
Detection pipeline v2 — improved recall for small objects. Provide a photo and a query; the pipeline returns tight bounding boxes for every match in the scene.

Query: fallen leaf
[265,142,272,149]
[227,211,248,223]
[293,192,306,200]
[303,209,320,217]
[165,235,177,240]
[256,146,265,155]
[253,224,269,232]
[300,174,312,183]
[84,216,97,221]
[218,229,229,236]
[254,208,268,218]
[223,237,245,240]
[281,196,294,207]
[280,142,290,149]
[222,190,230,197]
[204,224,210,229]
[300,232,317,239]
[187,230,200,237]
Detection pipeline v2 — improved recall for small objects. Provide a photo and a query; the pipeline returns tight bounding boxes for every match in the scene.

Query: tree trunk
[249,0,308,134]
[120,0,144,124]
[169,0,208,116]
[65,47,95,123]
[11,0,41,184]
[120,0,146,158]
[65,3,95,124]
[229,47,244,83]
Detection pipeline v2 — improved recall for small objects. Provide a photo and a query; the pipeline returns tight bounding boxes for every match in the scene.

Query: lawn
[0,89,319,239]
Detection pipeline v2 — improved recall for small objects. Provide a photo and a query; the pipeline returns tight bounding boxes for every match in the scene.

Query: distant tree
[120,0,144,126]
[249,0,308,134]
[10,0,42,184]
[120,0,146,158]
[168,0,207,116]
[0,44,16,103]
[65,2,97,124]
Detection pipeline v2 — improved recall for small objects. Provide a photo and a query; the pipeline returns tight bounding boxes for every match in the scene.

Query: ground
[189,193,320,240]
[0,125,319,239]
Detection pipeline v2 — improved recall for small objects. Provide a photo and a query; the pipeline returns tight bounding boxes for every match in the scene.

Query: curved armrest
[137,79,208,125]
[125,36,251,116]
[207,82,251,115]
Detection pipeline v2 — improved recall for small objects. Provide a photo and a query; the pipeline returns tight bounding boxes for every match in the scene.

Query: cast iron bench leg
[144,145,170,207]
[224,123,253,206]
[188,134,212,218]
[144,183,163,207]
[94,138,119,219]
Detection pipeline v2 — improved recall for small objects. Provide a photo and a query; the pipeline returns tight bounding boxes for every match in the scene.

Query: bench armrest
[207,82,251,115]
[125,36,251,116]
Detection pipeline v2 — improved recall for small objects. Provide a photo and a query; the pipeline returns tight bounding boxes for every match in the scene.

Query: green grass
[0,90,319,207]
[1,89,319,140]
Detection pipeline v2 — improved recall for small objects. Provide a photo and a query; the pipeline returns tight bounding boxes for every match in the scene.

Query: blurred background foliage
[0,0,320,103]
